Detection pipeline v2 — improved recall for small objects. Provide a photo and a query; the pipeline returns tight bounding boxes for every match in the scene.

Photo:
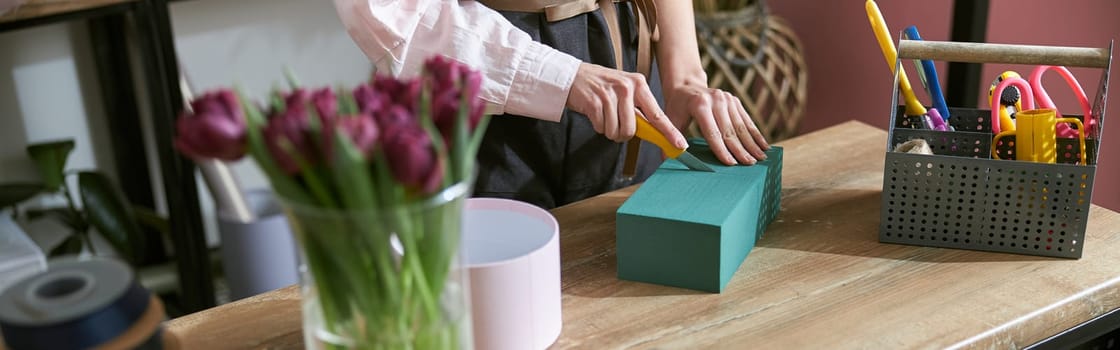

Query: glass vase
[280,182,473,350]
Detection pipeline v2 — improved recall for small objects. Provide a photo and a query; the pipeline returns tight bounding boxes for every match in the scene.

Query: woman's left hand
[664,82,770,165]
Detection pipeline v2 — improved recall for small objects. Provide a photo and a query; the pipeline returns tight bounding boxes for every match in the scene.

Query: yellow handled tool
[634,115,715,172]
[866,0,927,117]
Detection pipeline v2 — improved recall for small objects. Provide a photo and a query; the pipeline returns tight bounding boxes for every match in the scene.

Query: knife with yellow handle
[634,114,716,172]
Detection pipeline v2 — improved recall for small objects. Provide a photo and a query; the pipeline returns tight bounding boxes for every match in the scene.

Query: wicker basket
[692,2,808,142]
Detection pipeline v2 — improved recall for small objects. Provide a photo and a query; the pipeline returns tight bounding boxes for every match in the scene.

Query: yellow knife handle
[634,114,685,158]
[866,0,927,117]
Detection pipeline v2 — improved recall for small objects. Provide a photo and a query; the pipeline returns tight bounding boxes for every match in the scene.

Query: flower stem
[395,208,441,324]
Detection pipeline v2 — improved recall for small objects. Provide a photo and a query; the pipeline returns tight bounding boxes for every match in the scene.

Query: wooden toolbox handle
[898,40,1111,68]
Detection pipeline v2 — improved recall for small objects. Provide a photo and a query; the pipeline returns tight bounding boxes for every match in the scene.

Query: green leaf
[338,84,358,115]
[26,207,87,231]
[78,172,145,264]
[49,234,84,257]
[278,139,336,208]
[26,139,75,192]
[269,87,286,114]
[466,115,492,179]
[330,131,378,210]
[132,205,170,237]
[0,182,44,208]
[283,66,301,90]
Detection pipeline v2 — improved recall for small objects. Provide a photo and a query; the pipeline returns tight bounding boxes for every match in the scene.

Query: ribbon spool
[0,258,165,350]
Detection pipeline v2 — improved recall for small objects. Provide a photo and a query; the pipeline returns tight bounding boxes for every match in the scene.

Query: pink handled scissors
[1029,65,1094,138]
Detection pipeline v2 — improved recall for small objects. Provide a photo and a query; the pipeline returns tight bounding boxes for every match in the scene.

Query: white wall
[0,22,116,251]
[0,0,371,250]
[0,23,113,191]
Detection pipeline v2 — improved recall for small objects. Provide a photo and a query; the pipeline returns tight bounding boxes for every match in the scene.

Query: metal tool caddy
[880,40,1112,258]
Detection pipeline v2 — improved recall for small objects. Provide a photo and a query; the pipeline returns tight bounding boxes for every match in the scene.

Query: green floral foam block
[616,143,782,293]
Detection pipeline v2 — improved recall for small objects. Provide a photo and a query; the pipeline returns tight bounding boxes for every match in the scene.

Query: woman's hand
[651,0,768,166]
[566,63,687,149]
[665,81,770,165]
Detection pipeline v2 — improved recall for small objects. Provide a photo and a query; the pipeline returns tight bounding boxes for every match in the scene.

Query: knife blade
[634,114,716,172]
[674,151,715,172]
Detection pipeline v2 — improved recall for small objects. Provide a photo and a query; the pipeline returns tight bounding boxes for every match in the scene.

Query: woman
[334,0,769,208]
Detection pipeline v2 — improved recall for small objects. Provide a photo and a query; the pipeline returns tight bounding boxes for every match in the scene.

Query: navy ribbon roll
[0,257,162,350]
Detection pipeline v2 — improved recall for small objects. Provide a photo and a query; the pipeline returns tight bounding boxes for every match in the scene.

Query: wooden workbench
[163,121,1120,349]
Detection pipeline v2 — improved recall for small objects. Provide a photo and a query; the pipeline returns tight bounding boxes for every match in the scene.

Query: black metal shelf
[0,1,132,32]
[0,0,214,313]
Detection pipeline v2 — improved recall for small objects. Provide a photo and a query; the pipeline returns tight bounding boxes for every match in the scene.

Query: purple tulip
[284,88,310,110]
[382,123,442,194]
[174,90,247,161]
[424,55,462,92]
[375,104,418,131]
[322,114,380,161]
[353,83,384,115]
[430,90,461,138]
[424,56,486,138]
[339,115,380,155]
[358,75,423,115]
[263,101,315,175]
[280,88,333,124]
[311,88,337,119]
[463,69,485,121]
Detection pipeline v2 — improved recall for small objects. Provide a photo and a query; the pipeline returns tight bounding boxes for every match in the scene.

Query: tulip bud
[431,90,460,139]
[311,87,337,120]
[339,114,380,155]
[283,88,310,111]
[174,90,247,161]
[353,83,384,115]
[322,114,380,161]
[423,56,487,140]
[263,102,315,175]
[375,104,418,131]
[424,55,461,94]
[381,123,442,194]
[463,69,486,128]
[373,76,421,113]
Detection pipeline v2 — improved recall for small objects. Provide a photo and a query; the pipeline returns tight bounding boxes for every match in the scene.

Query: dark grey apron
[474,4,664,209]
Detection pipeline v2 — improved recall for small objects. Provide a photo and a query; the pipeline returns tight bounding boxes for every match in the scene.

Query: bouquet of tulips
[175,56,489,349]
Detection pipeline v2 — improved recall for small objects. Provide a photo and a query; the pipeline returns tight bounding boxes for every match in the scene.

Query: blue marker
[902,26,951,125]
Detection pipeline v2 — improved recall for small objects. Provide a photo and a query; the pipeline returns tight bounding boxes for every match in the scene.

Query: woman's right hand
[565,63,688,149]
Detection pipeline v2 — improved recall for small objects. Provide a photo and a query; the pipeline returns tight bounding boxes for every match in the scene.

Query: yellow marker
[866,0,927,117]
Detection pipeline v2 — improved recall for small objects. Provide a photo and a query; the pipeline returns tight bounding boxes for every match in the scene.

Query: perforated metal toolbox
[879,40,1112,258]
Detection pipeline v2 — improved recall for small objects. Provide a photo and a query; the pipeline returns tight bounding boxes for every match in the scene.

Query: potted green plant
[0,140,147,264]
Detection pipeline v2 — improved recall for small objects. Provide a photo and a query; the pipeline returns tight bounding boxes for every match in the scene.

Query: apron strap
[477,0,656,77]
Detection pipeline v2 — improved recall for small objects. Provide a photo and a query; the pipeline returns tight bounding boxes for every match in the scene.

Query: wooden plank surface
[162,121,1120,349]
[0,0,134,25]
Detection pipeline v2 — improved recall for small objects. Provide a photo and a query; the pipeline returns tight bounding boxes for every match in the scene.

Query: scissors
[989,66,1094,137]
[865,1,948,131]
[1029,65,1094,138]
[902,26,951,124]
